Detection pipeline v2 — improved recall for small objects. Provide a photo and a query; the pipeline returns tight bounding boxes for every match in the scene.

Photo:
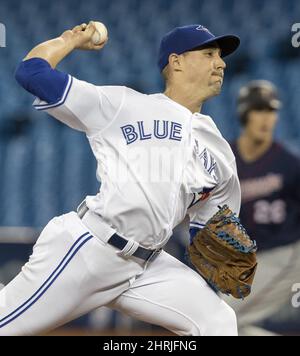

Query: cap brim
[195,35,240,57]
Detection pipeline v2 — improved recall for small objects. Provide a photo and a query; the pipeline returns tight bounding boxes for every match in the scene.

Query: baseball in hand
[91,22,108,45]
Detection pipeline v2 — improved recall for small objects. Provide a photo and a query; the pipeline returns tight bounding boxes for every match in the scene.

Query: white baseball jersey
[34,76,241,249]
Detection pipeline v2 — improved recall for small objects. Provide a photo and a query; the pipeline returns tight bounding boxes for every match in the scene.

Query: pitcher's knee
[204,302,238,336]
[176,302,237,336]
[220,303,238,336]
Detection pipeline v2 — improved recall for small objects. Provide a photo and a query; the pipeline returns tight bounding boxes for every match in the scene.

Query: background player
[223,80,300,335]
[0,22,241,336]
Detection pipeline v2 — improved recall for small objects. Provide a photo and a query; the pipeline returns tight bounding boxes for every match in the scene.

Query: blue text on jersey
[121,120,183,145]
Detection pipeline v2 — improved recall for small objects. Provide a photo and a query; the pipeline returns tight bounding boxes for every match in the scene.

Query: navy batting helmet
[237,80,282,126]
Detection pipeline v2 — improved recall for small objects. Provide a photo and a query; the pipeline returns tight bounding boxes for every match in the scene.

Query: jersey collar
[151,93,197,116]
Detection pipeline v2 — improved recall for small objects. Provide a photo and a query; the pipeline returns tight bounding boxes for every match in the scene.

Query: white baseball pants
[0,212,237,336]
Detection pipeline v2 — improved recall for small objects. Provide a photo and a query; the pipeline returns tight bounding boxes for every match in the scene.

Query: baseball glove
[188,205,257,299]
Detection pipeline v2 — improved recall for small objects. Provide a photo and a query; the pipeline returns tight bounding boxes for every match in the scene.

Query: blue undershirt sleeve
[15,58,68,105]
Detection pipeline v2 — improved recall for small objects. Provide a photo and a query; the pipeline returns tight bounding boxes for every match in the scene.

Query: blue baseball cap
[158,25,240,72]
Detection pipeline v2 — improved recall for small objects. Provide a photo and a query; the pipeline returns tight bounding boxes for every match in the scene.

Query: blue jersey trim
[34,75,73,111]
[0,232,92,329]
[189,227,201,243]
[187,194,196,210]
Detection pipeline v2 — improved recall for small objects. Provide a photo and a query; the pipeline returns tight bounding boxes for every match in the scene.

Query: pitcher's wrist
[60,31,77,51]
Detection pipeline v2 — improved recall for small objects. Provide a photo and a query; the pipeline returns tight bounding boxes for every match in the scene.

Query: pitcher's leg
[109,251,237,336]
[0,211,146,336]
[0,216,97,335]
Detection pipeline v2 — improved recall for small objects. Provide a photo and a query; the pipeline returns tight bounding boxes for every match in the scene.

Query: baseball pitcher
[0,22,251,336]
